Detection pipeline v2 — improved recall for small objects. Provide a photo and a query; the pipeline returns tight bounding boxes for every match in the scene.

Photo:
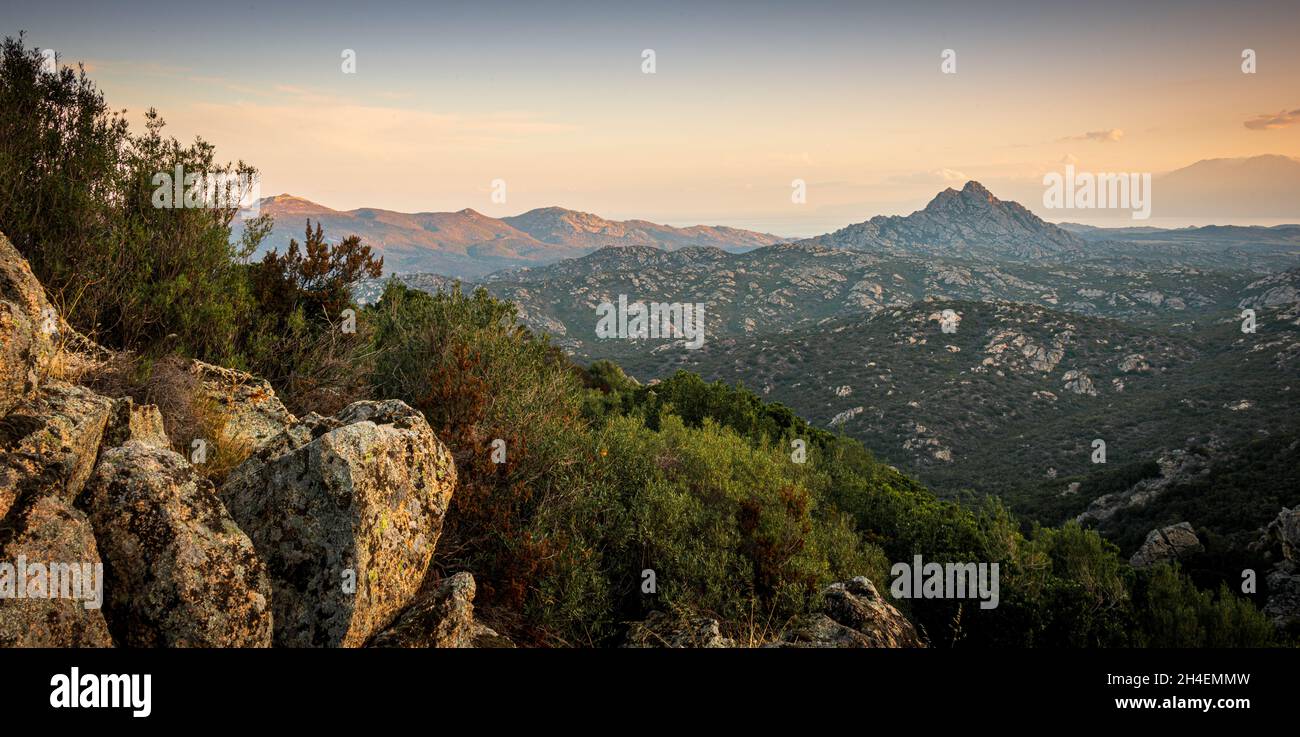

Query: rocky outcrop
[221,400,456,647]
[368,572,509,648]
[102,397,169,450]
[623,611,736,648]
[1061,369,1098,396]
[769,576,925,648]
[0,495,113,647]
[0,383,113,518]
[0,231,61,416]
[190,360,295,451]
[83,442,273,647]
[1129,522,1203,568]
[1256,508,1300,631]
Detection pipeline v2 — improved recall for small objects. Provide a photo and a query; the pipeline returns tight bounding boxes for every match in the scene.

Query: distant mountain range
[808,180,1087,261]
[244,195,785,278]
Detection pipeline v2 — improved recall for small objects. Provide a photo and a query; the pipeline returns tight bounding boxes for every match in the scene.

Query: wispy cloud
[1058,129,1124,144]
[1244,108,1300,131]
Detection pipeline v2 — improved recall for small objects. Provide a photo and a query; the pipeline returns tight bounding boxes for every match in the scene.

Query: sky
[5,0,1300,235]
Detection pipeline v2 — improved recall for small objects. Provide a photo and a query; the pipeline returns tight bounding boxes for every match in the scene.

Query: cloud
[1060,153,1079,165]
[1058,129,1124,144]
[1244,108,1300,131]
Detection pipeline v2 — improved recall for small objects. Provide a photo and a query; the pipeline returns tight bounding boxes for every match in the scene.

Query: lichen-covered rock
[0,495,113,647]
[0,230,61,416]
[767,614,878,648]
[769,576,924,648]
[102,397,169,450]
[82,441,272,647]
[369,572,508,648]
[623,611,736,648]
[1130,522,1203,568]
[0,383,113,518]
[819,576,926,647]
[1262,507,1300,563]
[190,360,294,451]
[1263,562,1300,632]
[222,399,456,647]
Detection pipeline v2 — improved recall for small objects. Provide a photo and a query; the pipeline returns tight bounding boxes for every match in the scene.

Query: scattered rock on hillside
[368,572,510,648]
[83,441,273,647]
[768,576,924,648]
[1256,508,1300,632]
[623,611,736,648]
[221,400,457,647]
[1129,522,1203,568]
[0,495,113,647]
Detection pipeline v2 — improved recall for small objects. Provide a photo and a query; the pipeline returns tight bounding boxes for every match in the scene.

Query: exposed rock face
[769,576,925,648]
[190,360,295,451]
[1262,507,1300,562]
[0,383,113,518]
[102,397,169,449]
[1078,440,1221,525]
[221,400,457,647]
[83,442,273,647]
[1062,369,1098,396]
[1257,508,1300,631]
[623,611,736,648]
[368,572,508,648]
[0,495,113,647]
[0,231,60,416]
[1129,522,1203,568]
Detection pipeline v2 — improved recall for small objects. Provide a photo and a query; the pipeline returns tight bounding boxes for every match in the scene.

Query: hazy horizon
[8,0,1300,233]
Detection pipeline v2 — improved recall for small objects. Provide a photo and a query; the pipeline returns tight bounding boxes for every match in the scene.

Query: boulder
[1262,507,1300,563]
[1129,522,1203,568]
[0,495,113,647]
[221,400,456,647]
[368,572,509,648]
[1263,562,1300,632]
[189,360,294,452]
[0,230,60,415]
[102,397,169,450]
[769,576,925,648]
[623,611,736,648]
[82,441,273,647]
[0,382,113,518]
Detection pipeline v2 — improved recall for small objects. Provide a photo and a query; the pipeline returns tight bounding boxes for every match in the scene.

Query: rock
[102,396,169,450]
[1261,507,1300,562]
[623,611,736,648]
[368,572,509,648]
[189,360,294,452]
[766,614,877,648]
[221,400,456,647]
[1118,353,1150,373]
[1262,562,1300,632]
[0,495,113,647]
[769,576,924,648]
[1129,522,1203,568]
[1062,369,1098,396]
[0,230,61,415]
[82,441,273,647]
[0,383,113,518]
